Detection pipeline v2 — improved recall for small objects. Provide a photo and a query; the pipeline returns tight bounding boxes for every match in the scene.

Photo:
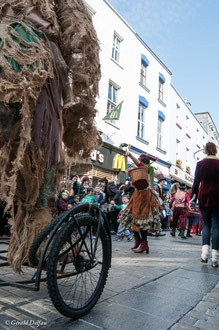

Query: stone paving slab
[170,283,219,330]
[0,234,218,330]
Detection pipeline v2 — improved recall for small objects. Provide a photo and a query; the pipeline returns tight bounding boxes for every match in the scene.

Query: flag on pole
[103,101,123,121]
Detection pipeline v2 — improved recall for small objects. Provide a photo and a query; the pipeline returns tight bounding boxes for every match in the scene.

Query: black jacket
[100,182,122,205]
[124,182,135,198]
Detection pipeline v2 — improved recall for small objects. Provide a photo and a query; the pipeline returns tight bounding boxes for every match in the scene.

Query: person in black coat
[99,178,122,233]
[124,179,135,199]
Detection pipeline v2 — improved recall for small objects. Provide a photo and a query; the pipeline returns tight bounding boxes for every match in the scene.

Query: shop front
[169,165,194,188]
[70,142,127,185]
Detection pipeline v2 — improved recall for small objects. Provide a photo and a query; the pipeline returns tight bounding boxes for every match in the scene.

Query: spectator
[124,179,135,199]
[79,176,90,198]
[191,142,219,267]
[57,191,72,214]
[99,178,122,233]
[71,175,80,195]
[112,195,133,241]
[73,195,80,205]
[169,183,190,239]
[94,185,104,204]
[81,187,98,206]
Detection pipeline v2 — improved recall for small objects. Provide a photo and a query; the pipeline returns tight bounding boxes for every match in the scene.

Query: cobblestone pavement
[0,232,218,330]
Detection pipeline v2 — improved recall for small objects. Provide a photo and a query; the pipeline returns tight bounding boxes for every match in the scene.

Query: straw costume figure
[0,0,101,272]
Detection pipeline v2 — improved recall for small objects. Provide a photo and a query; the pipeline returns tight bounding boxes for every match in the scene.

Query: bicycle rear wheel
[46,215,110,319]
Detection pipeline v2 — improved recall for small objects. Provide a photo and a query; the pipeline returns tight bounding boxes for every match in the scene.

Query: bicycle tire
[46,215,110,319]
[28,215,63,266]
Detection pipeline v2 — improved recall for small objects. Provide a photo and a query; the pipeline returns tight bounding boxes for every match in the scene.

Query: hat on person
[156,169,166,183]
[138,153,158,163]
[158,176,166,183]
[179,183,186,190]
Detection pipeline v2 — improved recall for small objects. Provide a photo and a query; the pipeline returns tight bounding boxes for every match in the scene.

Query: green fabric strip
[0,23,42,72]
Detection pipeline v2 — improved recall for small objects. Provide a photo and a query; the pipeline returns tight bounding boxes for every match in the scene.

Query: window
[107,83,118,111]
[159,80,164,101]
[137,103,146,139]
[107,82,119,124]
[140,61,147,86]
[140,54,149,86]
[176,139,180,156]
[112,34,121,63]
[176,103,180,119]
[158,73,165,102]
[157,117,164,149]
[186,147,189,164]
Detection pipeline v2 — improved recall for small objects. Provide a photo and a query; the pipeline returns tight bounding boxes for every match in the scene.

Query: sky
[108,0,219,131]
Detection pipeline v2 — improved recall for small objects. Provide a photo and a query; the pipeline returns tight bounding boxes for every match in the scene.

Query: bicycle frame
[0,203,111,291]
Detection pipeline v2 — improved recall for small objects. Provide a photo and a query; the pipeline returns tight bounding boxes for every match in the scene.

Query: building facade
[195,112,219,148]
[83,0,217,187]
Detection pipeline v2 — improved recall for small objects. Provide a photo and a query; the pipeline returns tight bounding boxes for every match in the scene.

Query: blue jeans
[200,207,219,250]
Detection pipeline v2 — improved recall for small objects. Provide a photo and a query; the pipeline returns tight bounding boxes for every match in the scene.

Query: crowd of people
[53,153,203,253]
[0,142,218,267]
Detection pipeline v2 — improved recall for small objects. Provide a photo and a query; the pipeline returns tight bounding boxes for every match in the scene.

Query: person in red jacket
[191,142,219,267]
[169,183,190,239]
[57,191,72,215]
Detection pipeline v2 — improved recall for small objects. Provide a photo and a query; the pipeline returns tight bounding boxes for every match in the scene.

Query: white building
[194,112,219,148]
[169,85,208,186]
[83,0,214,188]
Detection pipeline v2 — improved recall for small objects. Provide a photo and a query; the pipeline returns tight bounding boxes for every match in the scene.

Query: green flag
[103,101,123,121]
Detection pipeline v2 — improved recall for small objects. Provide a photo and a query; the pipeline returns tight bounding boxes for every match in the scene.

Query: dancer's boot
[134,240,149,254]
[131,233,142,250]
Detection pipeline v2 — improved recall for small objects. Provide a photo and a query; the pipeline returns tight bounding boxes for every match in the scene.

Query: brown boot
[134,240,149,253]
[131,233,142,250]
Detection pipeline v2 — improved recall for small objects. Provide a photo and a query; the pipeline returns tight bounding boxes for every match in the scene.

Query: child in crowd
[73,195,80,205]
[58,191,72,214]
[81,187,98,206]
[94,185,104,204]
[111,195,133,241]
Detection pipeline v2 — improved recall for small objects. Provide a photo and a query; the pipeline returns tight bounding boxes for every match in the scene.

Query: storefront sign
[91,150,104,164]
[169,165,193,187]
[91,145,126,171]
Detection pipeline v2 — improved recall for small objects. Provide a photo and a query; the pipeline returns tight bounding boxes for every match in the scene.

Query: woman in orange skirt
[119,152,161,253]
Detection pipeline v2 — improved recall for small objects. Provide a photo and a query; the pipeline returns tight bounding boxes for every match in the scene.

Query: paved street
[0,233,218,330]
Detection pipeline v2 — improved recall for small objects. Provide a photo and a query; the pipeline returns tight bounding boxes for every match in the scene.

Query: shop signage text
[91,150,104,164]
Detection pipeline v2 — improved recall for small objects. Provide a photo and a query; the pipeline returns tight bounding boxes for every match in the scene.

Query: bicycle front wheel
[46,215,110,319]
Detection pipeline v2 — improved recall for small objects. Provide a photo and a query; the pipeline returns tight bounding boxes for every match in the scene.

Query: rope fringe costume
[0,0,101,272]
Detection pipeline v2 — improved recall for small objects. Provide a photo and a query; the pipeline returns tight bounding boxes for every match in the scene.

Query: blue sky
[108,0,219,131]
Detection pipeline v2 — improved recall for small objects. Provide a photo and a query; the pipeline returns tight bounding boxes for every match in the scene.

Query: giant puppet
[0,0,101,272]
